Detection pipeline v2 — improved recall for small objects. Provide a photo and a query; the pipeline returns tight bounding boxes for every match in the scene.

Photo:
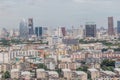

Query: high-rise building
[28,18,34,35]
[61,27,66,37]
[85,23,96,37]
[35,27,42,38]
[117,21,120,34]
[42,27,48,37]
[1,28,9,39]
[72,26,84,39]
[108,17,115,35]
[19,19,28,39]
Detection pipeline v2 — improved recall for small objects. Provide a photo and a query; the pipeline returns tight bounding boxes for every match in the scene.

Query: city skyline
[1,0,120,29]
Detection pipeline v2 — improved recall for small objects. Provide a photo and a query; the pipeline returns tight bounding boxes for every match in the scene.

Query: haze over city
[1,0,120,29]
[2,0,120,80]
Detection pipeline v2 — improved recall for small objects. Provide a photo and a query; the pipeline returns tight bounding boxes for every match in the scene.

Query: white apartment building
[9,50,39,60]
[11,69,20,79]
[37,69,47,79]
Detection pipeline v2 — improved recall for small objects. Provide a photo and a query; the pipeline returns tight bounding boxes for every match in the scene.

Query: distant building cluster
[0,17,120,41]
[1,16,120,79]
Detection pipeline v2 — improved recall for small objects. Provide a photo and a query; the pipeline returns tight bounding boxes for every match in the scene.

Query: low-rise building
[72,71,87,80]
[88,68,100,80]
[59,62,77,70]
[115,60,120,68]
[47,71,59,80]
[11,69,20,79]
[114,68,120,75]
[21,71,31,80]
[100,71,119,80]
[62,69,72,80]
[37,69,47,79]
[0,64,10,72]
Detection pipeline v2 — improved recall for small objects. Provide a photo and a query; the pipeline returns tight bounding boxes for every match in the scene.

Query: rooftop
[114,68,120,72]
[88,68,98,72]
[21,71,30,75]
[75,71,86,75]
[37,69,45,72]
[62,69,71,72]
[47,71,58,75]
[102,71,116,76]
[11,69,19,72]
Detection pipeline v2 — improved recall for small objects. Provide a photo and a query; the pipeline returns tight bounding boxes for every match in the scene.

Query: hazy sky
[0,0,120,29]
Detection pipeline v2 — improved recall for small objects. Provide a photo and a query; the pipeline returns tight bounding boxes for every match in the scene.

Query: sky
[0,0,120,29]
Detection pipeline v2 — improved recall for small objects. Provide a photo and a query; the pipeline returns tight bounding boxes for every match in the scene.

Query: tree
[56,69,62,76]
[102,48,108,52]
[81,61,86,65]
[114,48,120,51]
[37,63,47,70]
[76,65,88,72]
[101,59,115,67]
[0,38,10,46]
[11,39,22,44]
[102,65,114,71]
[87,73,92,80]
[101,59,115,71]
[2,71,10,79]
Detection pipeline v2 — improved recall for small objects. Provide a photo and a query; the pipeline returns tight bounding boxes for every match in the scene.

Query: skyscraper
[85,23,96,37]
[117,21,120,34]
[1,28,9,38]
[35,27,42,38]
[61,27,66,36]
[42,27,48,37]
[19,19,28,39]
[108,17,115,35]
[28,18,34,35]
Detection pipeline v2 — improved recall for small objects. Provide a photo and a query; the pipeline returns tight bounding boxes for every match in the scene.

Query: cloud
[72,0,113,3]
[0,0,120,29]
